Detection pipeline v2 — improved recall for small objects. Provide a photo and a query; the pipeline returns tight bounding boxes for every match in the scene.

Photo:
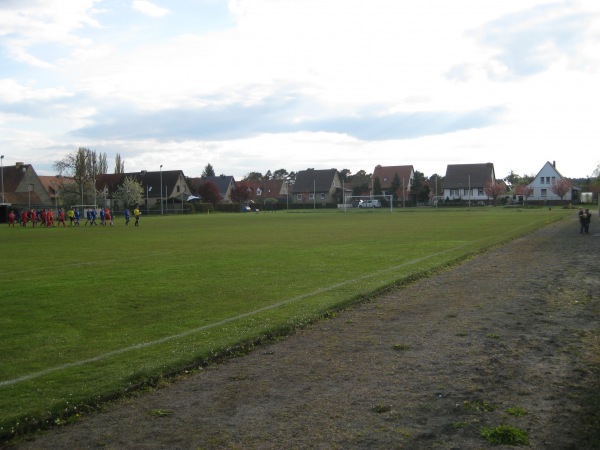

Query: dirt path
[11,217,600,449]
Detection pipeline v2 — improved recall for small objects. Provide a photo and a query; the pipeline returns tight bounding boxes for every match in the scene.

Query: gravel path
[11,215,600,449]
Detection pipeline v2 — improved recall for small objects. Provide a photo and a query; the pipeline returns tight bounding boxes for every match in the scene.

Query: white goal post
[342,195,394,212]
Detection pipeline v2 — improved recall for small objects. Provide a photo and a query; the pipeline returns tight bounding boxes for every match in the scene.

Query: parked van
[359,199,381,208]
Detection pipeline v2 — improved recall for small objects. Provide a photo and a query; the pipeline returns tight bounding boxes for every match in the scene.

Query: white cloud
[132,0,169,18]
[1,0,599,180]
[0,79,73,103]
[0,0,101,67]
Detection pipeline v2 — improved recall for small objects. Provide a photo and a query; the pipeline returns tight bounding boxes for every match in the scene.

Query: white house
[527,161,580,202]
[443,163,496,203]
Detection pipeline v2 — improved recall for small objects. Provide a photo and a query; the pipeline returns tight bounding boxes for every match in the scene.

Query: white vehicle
[358,199,381,208]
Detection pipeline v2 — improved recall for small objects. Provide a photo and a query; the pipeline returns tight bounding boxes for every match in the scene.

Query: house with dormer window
[526,161,580,202]
[372,165,414,197]
[292,168,342,206]
[443,163,496,203]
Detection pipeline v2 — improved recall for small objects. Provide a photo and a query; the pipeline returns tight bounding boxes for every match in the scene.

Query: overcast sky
[1,0,599,180]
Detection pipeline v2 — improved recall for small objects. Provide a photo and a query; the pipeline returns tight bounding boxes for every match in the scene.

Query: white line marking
[0,235,509,388]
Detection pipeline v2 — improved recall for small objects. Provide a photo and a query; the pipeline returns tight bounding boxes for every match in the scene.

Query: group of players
[7,206,141,227]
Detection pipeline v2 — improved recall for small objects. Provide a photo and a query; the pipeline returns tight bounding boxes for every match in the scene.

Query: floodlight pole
[468,175,471,207]
[342,180,346,212]
[28,183,33,210]
[160,165,163,215]
[93,159,96,208]
[402,178,405,208]
[1,155,4,204]
[285,180,289,211]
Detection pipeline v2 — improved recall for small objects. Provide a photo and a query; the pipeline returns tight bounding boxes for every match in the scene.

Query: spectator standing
[584,208,591,234]
[578,208,586,234]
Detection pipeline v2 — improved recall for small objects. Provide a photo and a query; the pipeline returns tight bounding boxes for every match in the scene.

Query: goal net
[341,195,394,212]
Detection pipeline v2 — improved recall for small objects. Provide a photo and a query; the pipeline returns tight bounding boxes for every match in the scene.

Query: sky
[1,0,599,181]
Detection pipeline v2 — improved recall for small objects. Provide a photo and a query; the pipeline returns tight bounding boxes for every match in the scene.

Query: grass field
[0,207,572,438]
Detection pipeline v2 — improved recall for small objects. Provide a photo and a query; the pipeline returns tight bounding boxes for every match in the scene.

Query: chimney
[553,161,556,168]
[16,162,22,168]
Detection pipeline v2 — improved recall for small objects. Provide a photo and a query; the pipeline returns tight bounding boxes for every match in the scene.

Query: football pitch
[0,207,571,437]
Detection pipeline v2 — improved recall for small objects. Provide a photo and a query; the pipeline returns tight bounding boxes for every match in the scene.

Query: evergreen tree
[390,173,401,203]
[202,163,215,177]
[373,177,382,196]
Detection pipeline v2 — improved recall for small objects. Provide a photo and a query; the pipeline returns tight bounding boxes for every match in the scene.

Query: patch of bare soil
[9,217,600,449]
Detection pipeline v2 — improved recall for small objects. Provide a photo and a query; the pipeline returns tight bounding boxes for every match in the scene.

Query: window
[551,177,556,184]
[309,193,315,200]
[540,177,545,184]
[383,177,388,182]
[546,177,551,184]
[176,186,180,193]
[320,193,325,200]
[541,189,547,197]
[478,188,484,196]
[256,188,262,196]
[296,194,302,200]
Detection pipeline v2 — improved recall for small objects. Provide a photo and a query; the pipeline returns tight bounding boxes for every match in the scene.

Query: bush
[215,203,239,213]
[480,425,529,446]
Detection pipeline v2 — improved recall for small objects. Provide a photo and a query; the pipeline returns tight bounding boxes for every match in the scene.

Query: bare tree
[114,154,125,174]
[54,147,101,205]
[97,152,108,174]
[484,179,505,205]
[549,178,572,200]
[515,184,533,203]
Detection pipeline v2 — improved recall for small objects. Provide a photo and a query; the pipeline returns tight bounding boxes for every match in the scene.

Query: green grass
[481,425,530,446]
[0,207,570,438]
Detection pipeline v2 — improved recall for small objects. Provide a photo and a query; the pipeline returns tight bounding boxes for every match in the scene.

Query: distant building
[96,170,192,210]
[372,165,414,197]
[0,162,52,212]
[292,168,343,206]
[526,161,580,202]
[443,163,496,203]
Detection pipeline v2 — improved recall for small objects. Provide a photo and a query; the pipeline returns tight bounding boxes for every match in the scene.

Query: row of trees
[53,147,141,209]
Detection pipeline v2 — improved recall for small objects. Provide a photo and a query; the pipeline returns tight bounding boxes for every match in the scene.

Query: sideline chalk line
[3,222,538,388]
